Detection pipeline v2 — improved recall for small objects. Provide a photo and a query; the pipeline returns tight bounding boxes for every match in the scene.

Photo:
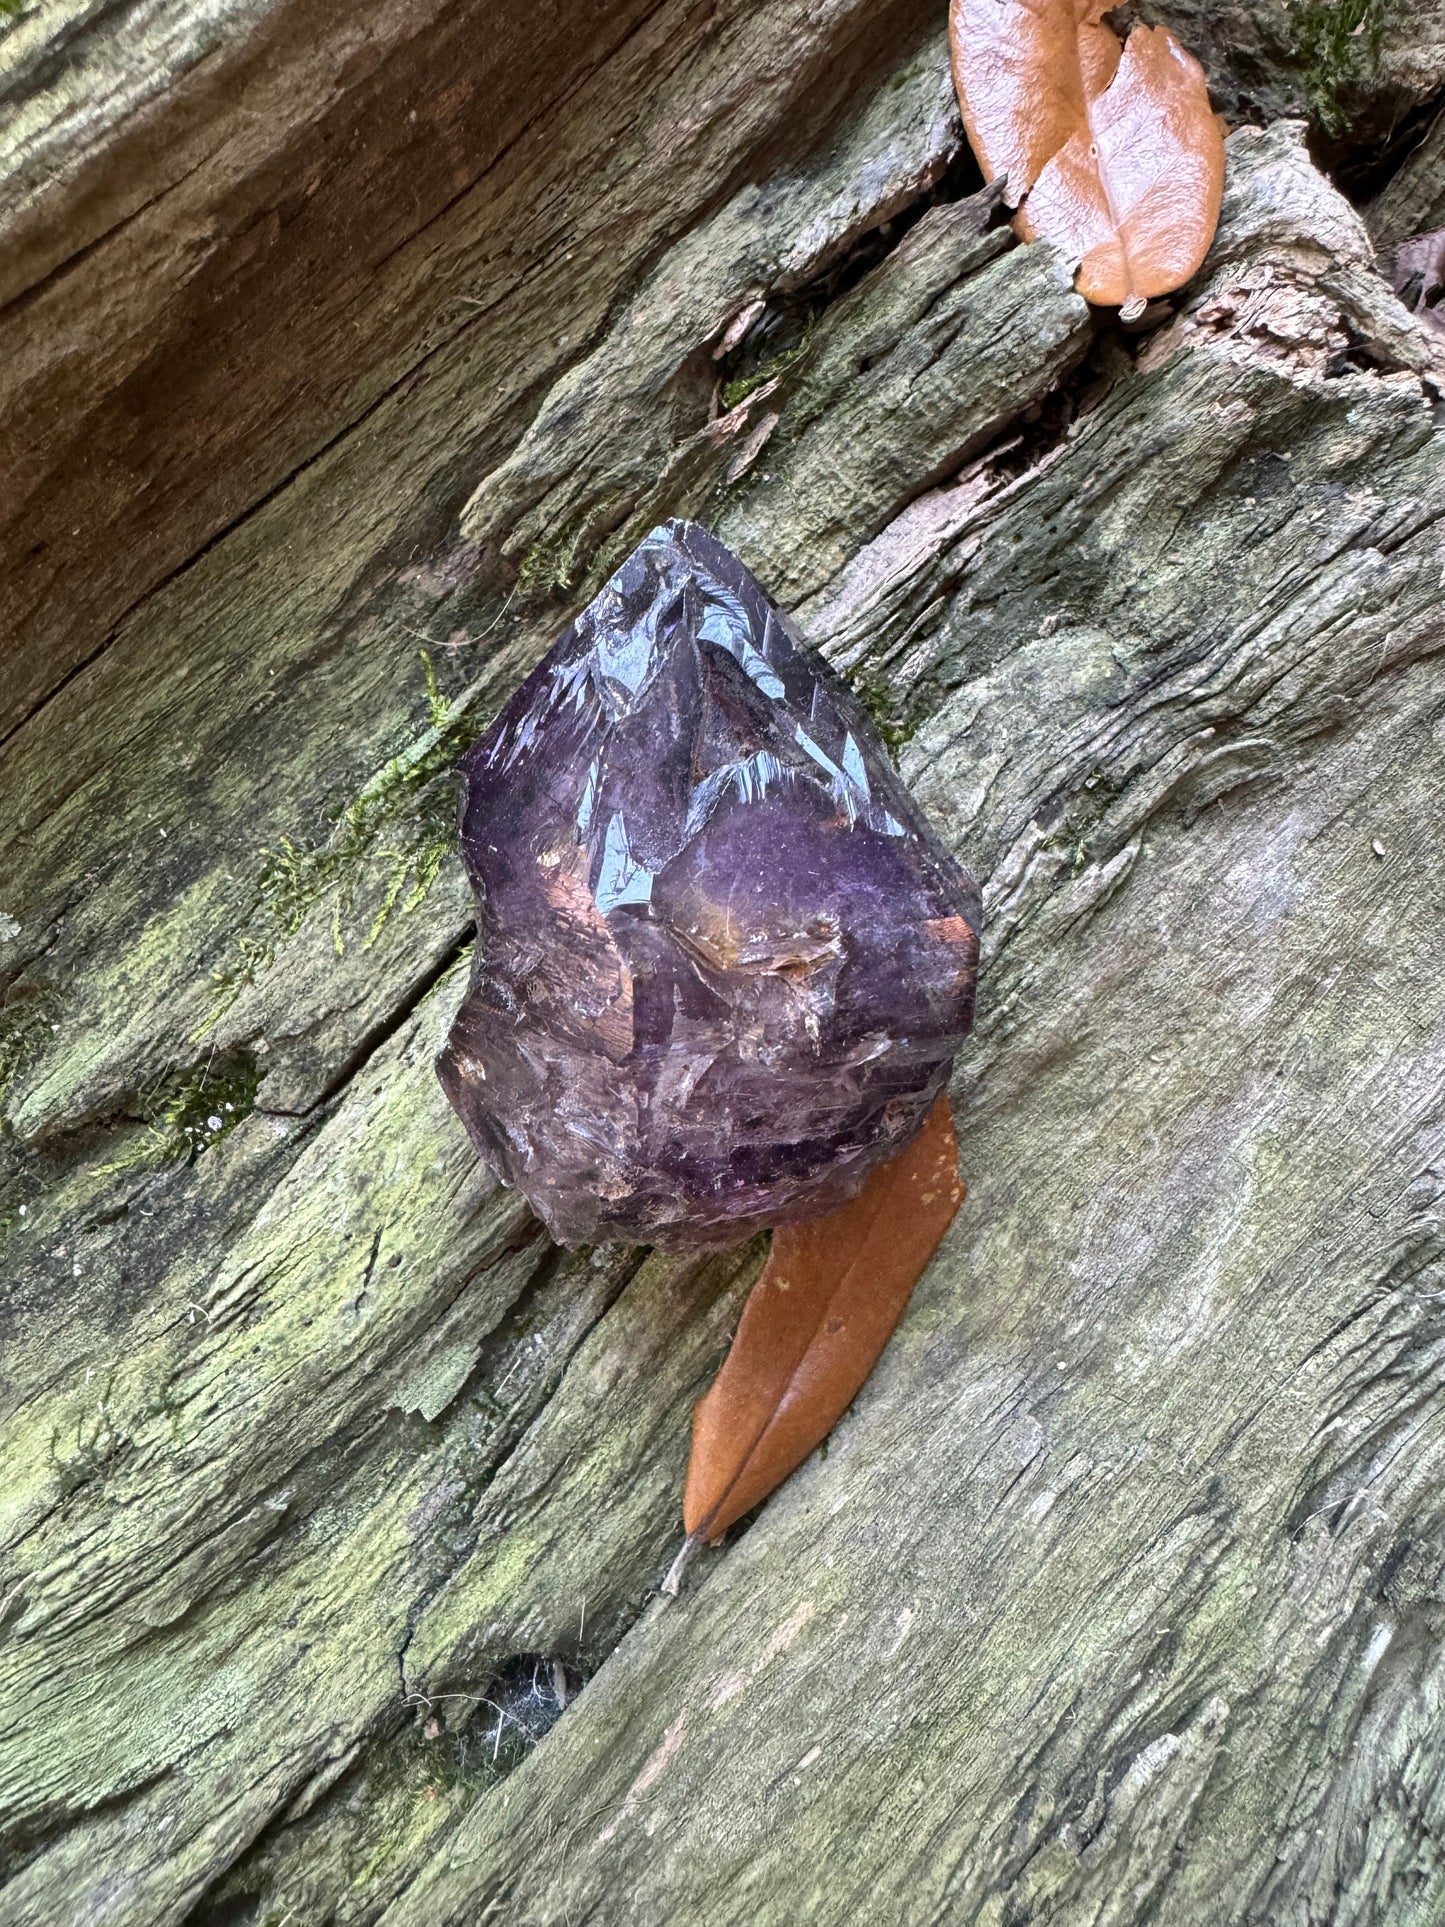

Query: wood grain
[4,6,1445,1920]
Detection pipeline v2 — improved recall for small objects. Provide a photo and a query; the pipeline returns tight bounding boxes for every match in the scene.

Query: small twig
[489,1344,529,1402]
[401,1688,508,1717]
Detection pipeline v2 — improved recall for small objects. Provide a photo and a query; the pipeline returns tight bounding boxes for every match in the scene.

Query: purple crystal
[437,521,979,1248]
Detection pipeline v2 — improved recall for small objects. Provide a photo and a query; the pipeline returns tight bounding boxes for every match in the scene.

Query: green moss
[514,480,645,610]
[99,1051,263,1175]
[846,666,916,763]
[1292,0,1388,135]
[516,538,564,602]
[720,314,816,411]
[202,654,474,1034]
[516,522,594,604]
[1025,762,1133,887]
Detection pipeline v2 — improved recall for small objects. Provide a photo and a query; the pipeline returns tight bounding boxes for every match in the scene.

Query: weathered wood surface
[5,3,1445,1924]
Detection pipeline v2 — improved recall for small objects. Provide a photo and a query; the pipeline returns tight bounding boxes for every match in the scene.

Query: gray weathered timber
[1369,105,1445,251]
[0,0,945,731]
[4,5,1445,1926]
[379,121,1445,1926]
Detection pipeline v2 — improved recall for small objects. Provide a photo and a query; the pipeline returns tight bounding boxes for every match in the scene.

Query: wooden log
[4,4,1445,1924]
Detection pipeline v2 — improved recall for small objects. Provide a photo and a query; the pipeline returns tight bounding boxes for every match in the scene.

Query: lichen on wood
[4,3,1445,1925]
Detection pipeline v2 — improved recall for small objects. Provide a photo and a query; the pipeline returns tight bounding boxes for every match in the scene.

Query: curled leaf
[949,0,1225,312]
[682,1094,964,1545]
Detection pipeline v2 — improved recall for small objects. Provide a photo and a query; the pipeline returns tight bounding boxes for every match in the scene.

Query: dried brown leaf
[949,0,1225,312]
[682,1095,964,1545]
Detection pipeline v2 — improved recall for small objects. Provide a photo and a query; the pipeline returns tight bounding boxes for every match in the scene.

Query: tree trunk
[4,3,1445,1923]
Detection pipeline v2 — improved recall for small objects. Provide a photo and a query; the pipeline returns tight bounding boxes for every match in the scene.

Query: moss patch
[1292,0,1389,135]
[845,666,917,763]
[516,523,593,604]
[99,1051,264,1175]
[719,312,817,411]
[203,654,475,1035]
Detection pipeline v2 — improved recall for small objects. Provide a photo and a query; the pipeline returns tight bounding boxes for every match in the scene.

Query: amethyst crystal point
[437,520,980,1248]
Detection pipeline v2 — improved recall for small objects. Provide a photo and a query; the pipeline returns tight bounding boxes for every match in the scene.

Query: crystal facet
[437,520,980,1247]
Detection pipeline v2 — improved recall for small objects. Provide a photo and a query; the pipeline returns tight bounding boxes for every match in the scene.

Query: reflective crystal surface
[437,520,980,1247]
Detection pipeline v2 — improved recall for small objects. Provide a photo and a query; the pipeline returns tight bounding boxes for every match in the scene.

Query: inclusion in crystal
[437,520,980,1247]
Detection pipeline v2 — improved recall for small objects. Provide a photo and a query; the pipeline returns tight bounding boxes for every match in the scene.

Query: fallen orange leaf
[949,0,1225,313]
[682,1094,964,1546]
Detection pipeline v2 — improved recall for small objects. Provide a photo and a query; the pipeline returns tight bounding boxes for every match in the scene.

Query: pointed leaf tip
[682,1094,964,1545]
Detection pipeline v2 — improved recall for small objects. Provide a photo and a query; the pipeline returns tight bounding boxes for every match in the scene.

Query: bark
[3,4,1445,1925]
